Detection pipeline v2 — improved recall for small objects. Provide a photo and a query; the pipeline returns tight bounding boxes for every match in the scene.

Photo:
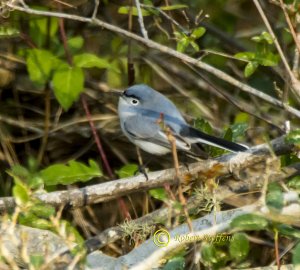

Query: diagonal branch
[6,3,300,119]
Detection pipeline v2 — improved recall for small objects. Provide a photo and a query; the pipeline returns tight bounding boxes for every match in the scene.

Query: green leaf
[252,31,274,44]
[149,188,167,201]
[19,212,53,230]
[191,27,206,39]
[288,176,300,190]
[286,129,300,146]
[229,233,249,261]
[29,16,58,46]
[116,164,139,178]
[26,49,56,85]
[31,204,56,219]
[67,36,84,51]
[234,52,256,61]
[194,118,213,135]
[277,224,300,238]
[255,52,280,66]
[30,255,44,268]
[231,214,268,231]
[52,66,84,110]
[201,244,227,266]
[190,41,200,52]
[176,37,189,52]
[292,242,300,269]
[73,53,111,69]
[266,183,284,210]
[229,123,248,141]
[201,244,218,264]
[244,61,259,77]
[162,256,185,270]
[160,4,188,10]
[118,6,152,16]
[234,112,250,124]
[13,181,30,205]
[40,159,102,186]
[9,164,30,180]
[0,26,20,37]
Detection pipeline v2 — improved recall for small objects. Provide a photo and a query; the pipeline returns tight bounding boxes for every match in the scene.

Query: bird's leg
[135,146,149,180]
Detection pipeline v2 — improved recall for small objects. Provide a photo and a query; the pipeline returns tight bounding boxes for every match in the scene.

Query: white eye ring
[131,99,139,105]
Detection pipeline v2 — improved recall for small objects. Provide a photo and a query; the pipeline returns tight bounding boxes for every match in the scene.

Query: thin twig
[92,0,100,19]
[278,0,300,55]
[252,0,300,99]
[134,0,148,39]
[81,96,114,178]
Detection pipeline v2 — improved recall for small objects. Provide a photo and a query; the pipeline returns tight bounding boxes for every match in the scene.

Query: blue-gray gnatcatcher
[118,84,248,158]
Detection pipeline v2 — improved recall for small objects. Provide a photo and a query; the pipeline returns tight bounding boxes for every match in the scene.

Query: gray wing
[123,115,191,151]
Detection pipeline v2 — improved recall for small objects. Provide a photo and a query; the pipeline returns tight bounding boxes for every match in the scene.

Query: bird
[118,84,248,159]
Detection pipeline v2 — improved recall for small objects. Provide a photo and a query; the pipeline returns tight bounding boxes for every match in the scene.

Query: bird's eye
[131,99,139,105]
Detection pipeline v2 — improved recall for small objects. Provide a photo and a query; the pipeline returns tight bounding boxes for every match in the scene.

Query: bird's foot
[135,164,149,180]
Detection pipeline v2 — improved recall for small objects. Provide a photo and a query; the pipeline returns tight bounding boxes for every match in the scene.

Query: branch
[0,136,296,212]
[6,3,300,119]
[88,193,300,269]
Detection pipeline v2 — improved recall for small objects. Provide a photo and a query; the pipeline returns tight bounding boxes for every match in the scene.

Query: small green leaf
[30,255,44,268]
[244,61,259,77]
[190,41,200,52]
[288,176,300,190]
[234,52,256,61]
[73,53,111,69]
[266,183,284,210]
[31,204,56,219]
[277,224,300,238]
[0,26,20,37]
[194,118,213,135]
[149,188,167,201]
[286,129,300,146]
[229,123,248,141]
[252,31,274,44]
[234,112,250,124]
[9,164,29,180]
[201,244,218,264]
[40,159,102,186]
[256,52,280,66]
[162,256,185,270]
[118,6,152,16]
[201,244,227,266]
[67,36,84,51]
[229,233,249,261]
[52,66,84,110]
[26,49,56,85]
[292,242,300,268]
[231,214,268,231]
[116,164,139,178]
[191,27,206,39]
[176,37,189,52]
[19,213,53,230]
[160,4,188,10]
[13,181,30,205]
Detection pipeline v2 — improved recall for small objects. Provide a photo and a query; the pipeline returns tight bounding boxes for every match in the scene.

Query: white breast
[133,140,171,155]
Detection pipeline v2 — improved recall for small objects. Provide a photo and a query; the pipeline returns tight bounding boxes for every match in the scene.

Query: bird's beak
[108,90,123,97]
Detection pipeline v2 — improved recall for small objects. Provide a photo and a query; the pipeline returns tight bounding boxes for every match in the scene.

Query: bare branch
[0,136,296,212]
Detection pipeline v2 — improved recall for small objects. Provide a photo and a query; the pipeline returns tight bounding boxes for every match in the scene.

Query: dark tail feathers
[184,127,248,152]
